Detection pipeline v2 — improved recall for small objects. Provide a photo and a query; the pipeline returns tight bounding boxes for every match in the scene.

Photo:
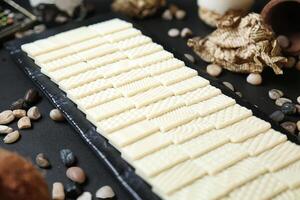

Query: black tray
[5,12,299,200]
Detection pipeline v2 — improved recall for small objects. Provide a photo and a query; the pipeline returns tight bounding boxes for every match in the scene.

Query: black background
[0,0,299,199]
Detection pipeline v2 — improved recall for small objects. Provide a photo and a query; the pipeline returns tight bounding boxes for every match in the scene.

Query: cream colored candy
[110,68,150,87]
[103,28,141,43]
[155,67,198,86]
[123,43,163,59]
[168,76,209,95]
[273,160,300,189]
[144,58,184,76]
[88,18,132,36]
[116,35,152,51]
[87,52,127,68]
[132,51,174,67]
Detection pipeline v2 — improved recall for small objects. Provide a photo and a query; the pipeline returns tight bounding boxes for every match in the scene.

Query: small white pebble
[27,106,41,120]
[77,191,92,200]
[223,81,234,91]
[246,73,262,85]
[50,109,65,121]
[297,96,300,104]
[52,182,65,200]
[0,125,13,134]
[181,27,193,38]
[168,28,180,37]
[277,35,290,49]
[285,57,296,68]
[162,9,173,20]
[184,53,195,63]
[17,116,31,129]
[3,130,20,144]
[175,9,186,20]
[206,64,222,77]
[96,186,115,199]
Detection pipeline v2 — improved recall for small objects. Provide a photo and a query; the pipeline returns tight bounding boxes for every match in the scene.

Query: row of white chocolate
[22,18,300,200]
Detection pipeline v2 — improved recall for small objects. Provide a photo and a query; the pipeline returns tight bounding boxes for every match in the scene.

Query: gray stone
[268,89,284,100]
[281,121,297,134]
[275,97,292,107]
[269,111,285,122]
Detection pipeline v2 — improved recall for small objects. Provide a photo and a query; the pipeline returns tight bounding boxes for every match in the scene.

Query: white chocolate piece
[134,145,189,178]
[273,189,300,200]
[228,174,287,200]
[179,130,229,158]
[66,78,112,100]
[203,104,253,129]
[150,107,199,132]
[100,59,140,78]
[86,97,134,122]
[88,19,132,35]
[116,35,152,51]
[223,116,271,143]
[118,77,161,97]
[241,129,287,156]
[103,28,141,43]
[130,86,173,108]
[70,36,107,52]
[180,85,221,106]
[76,88,122,110]
[48,62,92,82]
[35,46,77,63]
[168,76,210,95]
[139,96,185,119]
[145,58,184,76]
[97,109,145,134]
[55,27,98,44]
[155,67,198,86]
[191,94,236,117]
[110,68,150,87]
[40,55,83,72]
[133,51,173,67]
[76,43,117,61]
[257,141,300,172]
[123,43,163,59]
[167,117,214,144]
[194,143,248,175]
[273,160,300,189]
[150,160,206,195]
[121,131,172,161]
[87,52,127,68]
[108,120,159,148]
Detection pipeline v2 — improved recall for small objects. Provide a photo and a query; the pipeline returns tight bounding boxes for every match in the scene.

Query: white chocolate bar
[88,18,132,36]
[87,52,127,68]
[273,189,300,200]
[116,35,152,50]
[40,55,84,73]
[168,76,210,95]
[35,46,77,63]
[110,68,150,87]
[70,36,107,53]
[273,160,300,189]
[144,58,184,76]
[103,28,141,43]
[99,59,140,78]
[76,43,117,61]
[155,67,198,86]
[123,43,163,59]
[132,51,174,67]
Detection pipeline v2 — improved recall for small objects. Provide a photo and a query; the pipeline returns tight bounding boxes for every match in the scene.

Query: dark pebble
[65,182,83,198]
[281,121,297,134]
[269,110,285,122]
[281,102,297,115]
[60,149,76,167]
[35,153,51,169]
[24,88,40,105]
[10,98,25,110]
[296,104,300,114]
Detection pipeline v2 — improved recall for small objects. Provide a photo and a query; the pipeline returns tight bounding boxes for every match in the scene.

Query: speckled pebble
[60,149,77,167]
[65,182,83,199]
[36,153,51,169]
[269,110,285,122]
[96,186,115,199]
[285,57,296,68]
[24,88,40,105]
[50,109,65,121]
[222,81,234,91]
[281,121,297,134]
[246,73,262,85]
[281,102,297,115]
[162,9,172,20]
[184,53,195,63]
[206,64,222,77]
[181,27,193,38]
[168,28,180,37]
[268,89,284,100]
[275,97,292,107]
[66,167,86,184]
[77,191,92,200]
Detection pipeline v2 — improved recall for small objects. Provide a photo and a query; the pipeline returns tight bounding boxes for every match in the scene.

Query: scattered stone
[268,89,284,100]
[77,191,92,200]
[27,106,42,120]
[0,110,15,125]
[206,64,222,77]
[235,92,242,97]
[13,109,26,118]
[0,125,13,134]
[10,98,25,110]
[24,88,40,105]
[281,121,297,134]
[96,186,115,199]
[162,9,172,20]
[168,28,180,37]
[55,15,69,24]
[277,35,290,49]
[60,149,77,167]
[297,96,300,104]
[275,97,292,107]
[285,57,296,68]
[281,102,297,115]
[33,24,46,34]
[184,53,195,63]
[36,153,51,169]
[66,167,86,184]
[296,61,300,71]
[65,182,83,199]
[297,121,300,132]
[180,27,193,38]
[169,4,179,15]
[222,81,234,91]
[17,116,31,129]
[246,73,262,85]
[269,111,285,122]
[296,104,300,114]
[52,182,65,200]
[3,130,20,144]
[50,109,65,121]
[175,9,186,20]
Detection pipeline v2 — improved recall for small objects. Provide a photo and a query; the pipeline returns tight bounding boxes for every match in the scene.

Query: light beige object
[52,182,65,200]
[95,186,115,199]
[167,76,209,95]
[17,117,31,129]
[27,107,42,120]
[188,13,287,75]
[0,110,15,125]
[12,109,26,119]
[4,130,20,144]
[273,160,300,189]
[0,125,13,134]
